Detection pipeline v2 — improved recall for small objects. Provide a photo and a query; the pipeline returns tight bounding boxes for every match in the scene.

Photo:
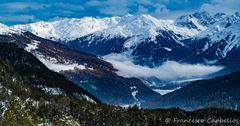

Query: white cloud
[0,2,45,10]
[49,3,85,11]
[100,6,129,15]
[99,0,130,15]
[154,4,170,14]
[84,0,197,18]
[86,0,239,19]
[85,0,102,6]
[200,0,240,15]
[104,54,224,81]
[0,15,36,23]
[86,0,130,15]
[137,6,149,14]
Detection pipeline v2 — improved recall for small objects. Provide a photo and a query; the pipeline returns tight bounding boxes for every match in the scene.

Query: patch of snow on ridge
[130,86,138,101]
[33,85,65,95]
[132,91,138,101]
[129,85,141,106]
[130,86,137,90]
[153,87,181,95]
[42,87,63,95]
[82,95,96,103]
[37,55,86,72]
[74,93,96,103]
[25,40,40,52]
[163,47,172,51]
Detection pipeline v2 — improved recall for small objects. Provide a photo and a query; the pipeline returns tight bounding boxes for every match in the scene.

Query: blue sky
[0,0,239,25]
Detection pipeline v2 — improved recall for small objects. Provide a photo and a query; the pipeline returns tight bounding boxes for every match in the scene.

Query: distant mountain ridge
[12,14,199,42]
[144,70,240,111]
[11,11,240,68]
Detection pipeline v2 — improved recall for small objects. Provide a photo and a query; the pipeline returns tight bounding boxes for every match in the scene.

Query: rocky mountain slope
[0,42,98,103]
[0,27,160,106]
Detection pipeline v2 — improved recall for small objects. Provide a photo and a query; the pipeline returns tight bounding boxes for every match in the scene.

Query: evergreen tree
[2,97,36,126]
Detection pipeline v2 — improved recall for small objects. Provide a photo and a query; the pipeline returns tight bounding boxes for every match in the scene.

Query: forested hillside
[0,42,239,126]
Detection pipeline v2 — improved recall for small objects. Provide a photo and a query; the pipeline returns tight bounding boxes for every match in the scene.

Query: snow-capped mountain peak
[0,23,9,33]
[97,14,165,39]
[7,12,240,62]
[0,23,20,35]
[13,17,115,42]
[12,14,204,43]
[175,11,210,31]
[195,12,240,58]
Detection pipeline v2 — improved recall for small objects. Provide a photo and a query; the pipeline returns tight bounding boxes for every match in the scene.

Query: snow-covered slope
[196,12,240,58]
[12,11,240,67]
[12,14,203,43]
[6,11,240,65]
[0,23,20,35]
[12,17,119,42]
[97,14,201,39]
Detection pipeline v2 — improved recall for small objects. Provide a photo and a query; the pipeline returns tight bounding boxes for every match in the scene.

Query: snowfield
[37,55,87,72]
[12,14,204,42]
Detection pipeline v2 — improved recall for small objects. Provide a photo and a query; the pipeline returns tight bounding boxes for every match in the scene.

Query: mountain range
[0,11,240,110]
[12,11,240,67]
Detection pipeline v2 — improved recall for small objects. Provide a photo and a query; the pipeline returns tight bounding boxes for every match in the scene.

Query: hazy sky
[0,0,239,25]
